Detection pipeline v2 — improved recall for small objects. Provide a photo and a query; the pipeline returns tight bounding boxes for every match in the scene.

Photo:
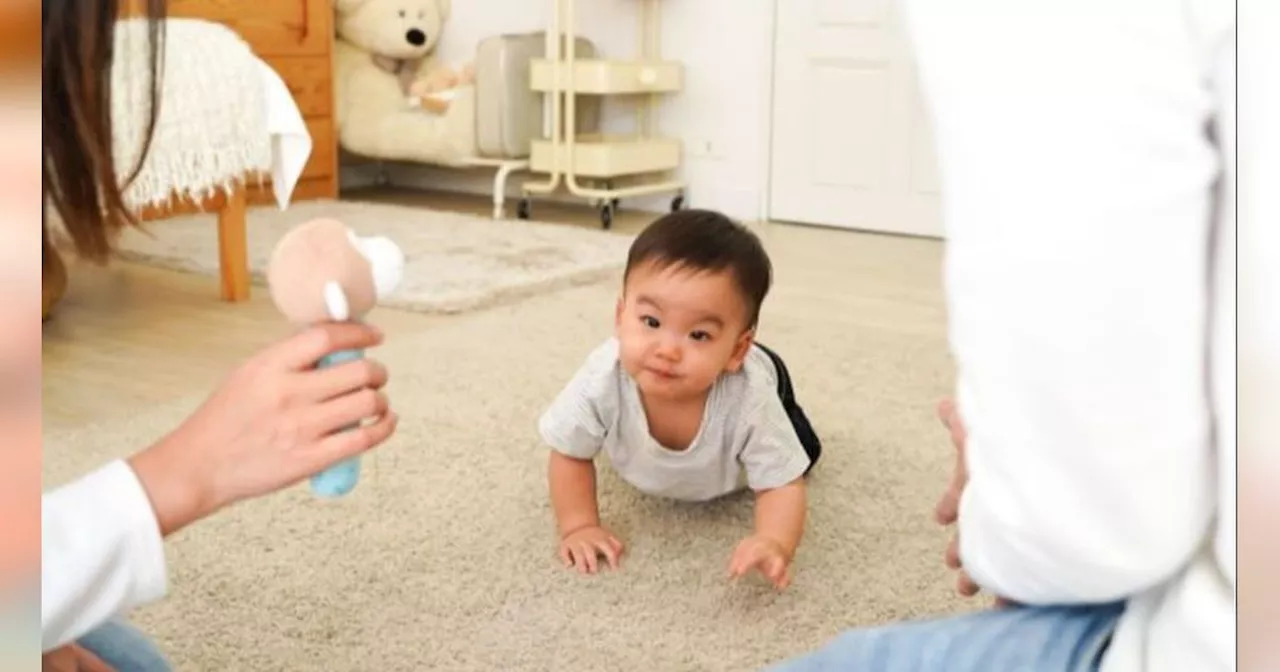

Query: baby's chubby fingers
[597,539,622,570]
[577,543,599,574]
[726,546,755,580]
[762,555,792,590]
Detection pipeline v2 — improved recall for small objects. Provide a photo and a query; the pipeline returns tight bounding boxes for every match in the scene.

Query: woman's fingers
[937,398,956,426]
[945,534,962,569]
[309,409,399,472]
[934,397,968,525]
[934,483,962,525]
[305,389,389,439]
[302,358,389,402]
[268,322,385,371]
[937,398,968,448]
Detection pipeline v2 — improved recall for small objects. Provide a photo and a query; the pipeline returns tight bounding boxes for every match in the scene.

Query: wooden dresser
[145,0,339,204]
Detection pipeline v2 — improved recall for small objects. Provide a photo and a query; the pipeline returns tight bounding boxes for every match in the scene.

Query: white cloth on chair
[110,18,311,212]
[255,58,312,209]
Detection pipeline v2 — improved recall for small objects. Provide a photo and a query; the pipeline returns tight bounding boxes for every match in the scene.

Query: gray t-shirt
[538,338,812,501]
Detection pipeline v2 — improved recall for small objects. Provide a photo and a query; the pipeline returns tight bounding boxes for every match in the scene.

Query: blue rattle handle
[311,347,366,498]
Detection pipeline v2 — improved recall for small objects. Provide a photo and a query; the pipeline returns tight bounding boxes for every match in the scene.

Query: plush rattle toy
[266,218,405,497]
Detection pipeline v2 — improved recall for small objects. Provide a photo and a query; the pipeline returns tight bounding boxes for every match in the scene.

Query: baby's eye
[690,330,712,342]
[641,315,660,329]
[419,10,426,18]
[398,9,407,17]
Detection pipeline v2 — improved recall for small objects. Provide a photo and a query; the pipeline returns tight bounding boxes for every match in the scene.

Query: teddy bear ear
[437,0,452,21]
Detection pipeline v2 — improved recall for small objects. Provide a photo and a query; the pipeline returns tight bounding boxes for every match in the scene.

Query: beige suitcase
[474,31,602,159]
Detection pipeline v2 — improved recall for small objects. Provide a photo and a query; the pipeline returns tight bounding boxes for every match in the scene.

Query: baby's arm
[753,477,807,560]
[548,452,602,537]
[731,391,814,588]
[727,478,807,589]
[548,452,623,572]
[538,341,624,572]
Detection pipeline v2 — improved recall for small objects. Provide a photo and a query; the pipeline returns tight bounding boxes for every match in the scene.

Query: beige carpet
[112,199,635,314]
[43,230,975,671]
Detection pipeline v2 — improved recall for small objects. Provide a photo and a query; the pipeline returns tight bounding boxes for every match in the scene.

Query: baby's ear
[725,329,755,373]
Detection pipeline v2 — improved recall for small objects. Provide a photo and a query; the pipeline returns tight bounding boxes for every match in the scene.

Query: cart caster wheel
[516,198,531,220]
[599,203,614,230]
[670,194,685,212]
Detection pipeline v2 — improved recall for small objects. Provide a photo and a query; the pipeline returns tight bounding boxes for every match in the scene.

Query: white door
[768,0,943,237]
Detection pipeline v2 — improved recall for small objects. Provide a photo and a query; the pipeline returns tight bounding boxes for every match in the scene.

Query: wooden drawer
[266,56,332,118]
[165,0,332,57]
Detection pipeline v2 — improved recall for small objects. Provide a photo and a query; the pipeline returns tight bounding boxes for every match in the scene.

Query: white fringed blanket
[111,18,273,212]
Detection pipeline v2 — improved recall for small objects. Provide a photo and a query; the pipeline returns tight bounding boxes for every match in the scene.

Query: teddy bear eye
[418,10,426,18]
[398,10,406,17]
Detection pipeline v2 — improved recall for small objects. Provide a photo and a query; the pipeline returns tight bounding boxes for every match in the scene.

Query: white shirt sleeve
[41,460,168,651]
[739,386,811,492]
[902,0,1231,604]
[538,339,619,460]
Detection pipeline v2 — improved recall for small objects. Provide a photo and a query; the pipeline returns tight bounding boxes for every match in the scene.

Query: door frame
[758,0,781,224]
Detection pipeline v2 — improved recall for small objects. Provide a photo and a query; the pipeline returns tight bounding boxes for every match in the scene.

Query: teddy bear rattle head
[266,218,405,325]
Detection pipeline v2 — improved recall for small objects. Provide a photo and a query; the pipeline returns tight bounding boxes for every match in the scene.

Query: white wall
[345,0,778,222]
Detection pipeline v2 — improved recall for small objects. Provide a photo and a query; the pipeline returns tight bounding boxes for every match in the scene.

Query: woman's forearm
[127,435,215,539]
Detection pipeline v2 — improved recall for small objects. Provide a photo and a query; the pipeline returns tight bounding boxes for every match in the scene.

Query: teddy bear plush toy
[333,0,477,166]
[266,217,405,498]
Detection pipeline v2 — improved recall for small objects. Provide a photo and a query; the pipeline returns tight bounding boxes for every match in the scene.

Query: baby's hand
[558,525,624,574]
[728,535,793,590]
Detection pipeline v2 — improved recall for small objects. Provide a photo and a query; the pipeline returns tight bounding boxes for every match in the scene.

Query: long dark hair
[42,0,167,263]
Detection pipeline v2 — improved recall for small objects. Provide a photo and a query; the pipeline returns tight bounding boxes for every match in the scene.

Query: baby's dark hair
[624,209,773,328]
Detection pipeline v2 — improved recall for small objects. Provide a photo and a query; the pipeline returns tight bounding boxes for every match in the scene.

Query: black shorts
[754,342,822,475]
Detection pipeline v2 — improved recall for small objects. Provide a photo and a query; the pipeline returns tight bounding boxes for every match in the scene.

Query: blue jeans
[77,620,172,672]
[767,602,1126,672]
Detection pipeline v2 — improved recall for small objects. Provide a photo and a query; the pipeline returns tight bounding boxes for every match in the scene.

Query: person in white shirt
[769,0,1235,670]
[38,2,400,669]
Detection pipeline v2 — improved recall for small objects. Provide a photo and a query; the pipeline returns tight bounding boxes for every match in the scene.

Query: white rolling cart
[517,0,686,229]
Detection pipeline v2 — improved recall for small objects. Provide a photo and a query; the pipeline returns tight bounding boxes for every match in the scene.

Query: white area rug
[114,199,635,314]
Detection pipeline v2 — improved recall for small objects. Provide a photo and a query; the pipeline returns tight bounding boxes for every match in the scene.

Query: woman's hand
[935,398,1010,606]
[128,322,398,537]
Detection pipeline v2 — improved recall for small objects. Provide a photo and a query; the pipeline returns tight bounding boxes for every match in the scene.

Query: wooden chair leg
[217,185,250,301]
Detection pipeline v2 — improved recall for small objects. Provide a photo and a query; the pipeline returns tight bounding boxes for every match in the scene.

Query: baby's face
[615,262,753,402]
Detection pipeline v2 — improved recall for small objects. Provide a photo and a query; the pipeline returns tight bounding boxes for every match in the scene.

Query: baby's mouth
[645,366,679,380]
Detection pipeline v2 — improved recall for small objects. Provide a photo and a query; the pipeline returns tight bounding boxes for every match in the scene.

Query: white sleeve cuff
[41,459,168,650]
[113,461,170,607]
